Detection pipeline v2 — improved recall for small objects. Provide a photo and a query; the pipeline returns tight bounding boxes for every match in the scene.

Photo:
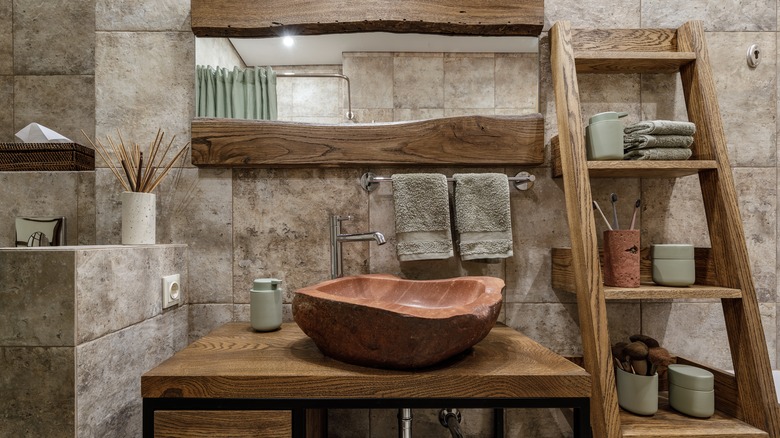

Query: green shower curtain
[196,65,278,120]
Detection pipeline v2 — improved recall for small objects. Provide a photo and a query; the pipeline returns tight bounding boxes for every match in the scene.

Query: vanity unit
[141,322,591,438]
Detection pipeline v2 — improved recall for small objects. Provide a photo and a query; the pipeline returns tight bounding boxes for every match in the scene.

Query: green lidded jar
[250,278,282,332]
[668,364,714,418]
[651,244,695,287]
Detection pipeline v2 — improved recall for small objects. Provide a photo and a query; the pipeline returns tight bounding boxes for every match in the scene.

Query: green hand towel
[624,134,694,150]
[391,173,453,261]
[452,173,513,261]
[624,148,693,161]
[624,120,696,136]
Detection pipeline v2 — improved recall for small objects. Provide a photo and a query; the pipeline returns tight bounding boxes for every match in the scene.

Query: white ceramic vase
[121,191,156,244]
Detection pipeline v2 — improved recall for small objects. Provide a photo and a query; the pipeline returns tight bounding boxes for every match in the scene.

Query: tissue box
[0,142,95,171]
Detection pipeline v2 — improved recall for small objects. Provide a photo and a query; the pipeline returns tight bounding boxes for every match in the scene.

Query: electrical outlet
[162,274,181,309]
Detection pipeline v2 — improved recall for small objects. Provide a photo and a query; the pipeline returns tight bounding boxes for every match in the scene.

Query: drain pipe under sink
[439,408,464,438]
[398,408,413,438]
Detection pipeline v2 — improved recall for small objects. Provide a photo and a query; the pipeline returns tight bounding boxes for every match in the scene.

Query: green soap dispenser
[251,278,282,332]
[586,111,628,160]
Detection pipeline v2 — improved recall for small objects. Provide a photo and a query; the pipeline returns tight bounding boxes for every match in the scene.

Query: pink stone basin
[292,274,504,369]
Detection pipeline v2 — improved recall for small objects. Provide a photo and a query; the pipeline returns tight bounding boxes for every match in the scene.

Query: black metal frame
[143,396,590,437]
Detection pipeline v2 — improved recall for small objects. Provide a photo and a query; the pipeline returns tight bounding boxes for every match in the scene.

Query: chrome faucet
[330,215,386,279]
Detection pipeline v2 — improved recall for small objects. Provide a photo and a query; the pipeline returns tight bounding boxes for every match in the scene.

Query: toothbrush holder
[603,230,640,288]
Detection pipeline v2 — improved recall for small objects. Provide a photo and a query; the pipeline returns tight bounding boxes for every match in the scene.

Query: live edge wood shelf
[142,322,591,438]
[191,114,545,168]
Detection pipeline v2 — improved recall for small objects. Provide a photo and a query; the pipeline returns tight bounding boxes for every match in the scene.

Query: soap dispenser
[586,111,628,160]
[250,278,283,332]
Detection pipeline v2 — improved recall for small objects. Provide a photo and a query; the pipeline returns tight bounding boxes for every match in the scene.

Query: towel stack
[623,120,696,160]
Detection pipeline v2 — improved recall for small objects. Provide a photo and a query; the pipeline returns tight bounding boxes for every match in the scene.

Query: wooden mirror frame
[191,0,546,168]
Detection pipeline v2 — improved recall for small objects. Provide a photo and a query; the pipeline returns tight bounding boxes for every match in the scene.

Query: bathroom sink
[292,274,504,369]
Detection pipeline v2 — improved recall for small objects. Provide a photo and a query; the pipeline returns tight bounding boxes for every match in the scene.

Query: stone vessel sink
[292,274,504,369]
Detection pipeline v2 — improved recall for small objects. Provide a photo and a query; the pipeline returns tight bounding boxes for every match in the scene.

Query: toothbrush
[629,199,641,230]
[592,201,613,230]
[610,193,619,230]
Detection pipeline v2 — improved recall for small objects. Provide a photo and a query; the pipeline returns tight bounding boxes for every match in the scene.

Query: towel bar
[360,171,536,192]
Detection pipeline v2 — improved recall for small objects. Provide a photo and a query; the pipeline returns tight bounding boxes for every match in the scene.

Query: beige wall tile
[75,245,187,343]
[157,168,233,304]
[393,108,444,121]
[506,167,573,304]
[0,346,75,436]
[735,167,776,302]
[641,0,776,31]
[188,303,234,344]
[233,168,368,304]
[76,307,188,436]
[13,0,94,75]
[0,76,11,141]
[393,55,444,109]
[96,0,191,31]
[14,75,95,143]
[709,32,776,167]
[495,53,539,113]
[95,31,193,151]
[352,108,393,123]
[0,250,75,346]
[640,175,711,248]
[544,0,640,30]
[291,76,342,118]
[77,171,96,245]
[0,0,11,75]
[94,168,123,244]
[343,54,393,109]
[642,302,776,370]
[444,55,495,109]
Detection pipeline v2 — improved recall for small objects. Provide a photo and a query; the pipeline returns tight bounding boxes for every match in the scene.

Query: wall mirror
[190,0,546,167]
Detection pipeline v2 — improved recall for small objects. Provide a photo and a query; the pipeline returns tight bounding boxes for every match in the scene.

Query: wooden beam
[191,115,544,167]
[191,0,544,37]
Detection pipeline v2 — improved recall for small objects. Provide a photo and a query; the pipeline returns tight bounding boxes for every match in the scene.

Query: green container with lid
[651,244,695,287]
[251,278,282,332]
[586,111,628,160]
[668,364,714,418]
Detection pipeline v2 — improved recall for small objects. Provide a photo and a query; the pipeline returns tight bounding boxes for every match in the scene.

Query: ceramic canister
[668,364,715,418]
[651,244,695,287]
[615,367,659,416]
[586,111,628,160]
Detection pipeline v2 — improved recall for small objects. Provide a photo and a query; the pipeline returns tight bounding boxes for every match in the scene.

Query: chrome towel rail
[359,171,536,192]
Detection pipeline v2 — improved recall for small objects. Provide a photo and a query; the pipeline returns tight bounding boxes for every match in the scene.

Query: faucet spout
[330,215,386,279]
[337,231,387,245]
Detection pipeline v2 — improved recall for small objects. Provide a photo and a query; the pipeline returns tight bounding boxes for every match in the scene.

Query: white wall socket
[162,274,181,309]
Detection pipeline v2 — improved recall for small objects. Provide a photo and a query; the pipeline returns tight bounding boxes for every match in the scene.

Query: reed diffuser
[83,129,190,244]
[82,129,190,193]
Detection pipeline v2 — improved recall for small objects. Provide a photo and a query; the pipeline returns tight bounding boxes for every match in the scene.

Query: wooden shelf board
[192,114,544,167]
[603,284,742,300]
[620,396,768,438]
[550,134,717,178]
[586,160,717,178]
[575,51,696,73]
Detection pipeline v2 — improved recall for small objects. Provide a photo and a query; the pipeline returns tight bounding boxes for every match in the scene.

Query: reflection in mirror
[195,34,539,124]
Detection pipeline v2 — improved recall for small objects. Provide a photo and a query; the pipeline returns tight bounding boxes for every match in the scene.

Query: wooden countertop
[142,322,590,400]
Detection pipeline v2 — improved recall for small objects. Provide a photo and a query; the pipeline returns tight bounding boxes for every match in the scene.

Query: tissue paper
[15,122,72,143]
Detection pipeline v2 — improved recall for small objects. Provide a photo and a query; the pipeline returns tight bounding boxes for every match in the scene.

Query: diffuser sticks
[83,129,190,193]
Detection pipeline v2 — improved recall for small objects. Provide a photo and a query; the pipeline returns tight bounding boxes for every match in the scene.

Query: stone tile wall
[2,0,780,437]
[0,245,188,438]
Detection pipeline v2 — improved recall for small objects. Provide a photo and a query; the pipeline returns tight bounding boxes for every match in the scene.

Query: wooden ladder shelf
[549,20,780,438]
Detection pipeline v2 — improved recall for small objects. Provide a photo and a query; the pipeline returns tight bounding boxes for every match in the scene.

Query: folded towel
[452,173,513,261]
[624,148,693,160]
[624,134,694,150]
[624,120,696,136]
[391,173,453,261]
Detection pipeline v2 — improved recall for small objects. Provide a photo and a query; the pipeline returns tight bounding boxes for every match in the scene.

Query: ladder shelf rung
[575,51,696,73]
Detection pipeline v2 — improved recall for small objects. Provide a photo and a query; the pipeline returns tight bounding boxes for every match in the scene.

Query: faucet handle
[333,214,353,222]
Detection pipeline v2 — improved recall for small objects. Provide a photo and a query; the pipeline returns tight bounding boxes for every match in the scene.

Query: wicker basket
[0,142,95,171]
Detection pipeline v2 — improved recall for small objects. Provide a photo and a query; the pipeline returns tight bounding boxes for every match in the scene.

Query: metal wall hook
[747,44,760,68]
[360,171,536,192]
